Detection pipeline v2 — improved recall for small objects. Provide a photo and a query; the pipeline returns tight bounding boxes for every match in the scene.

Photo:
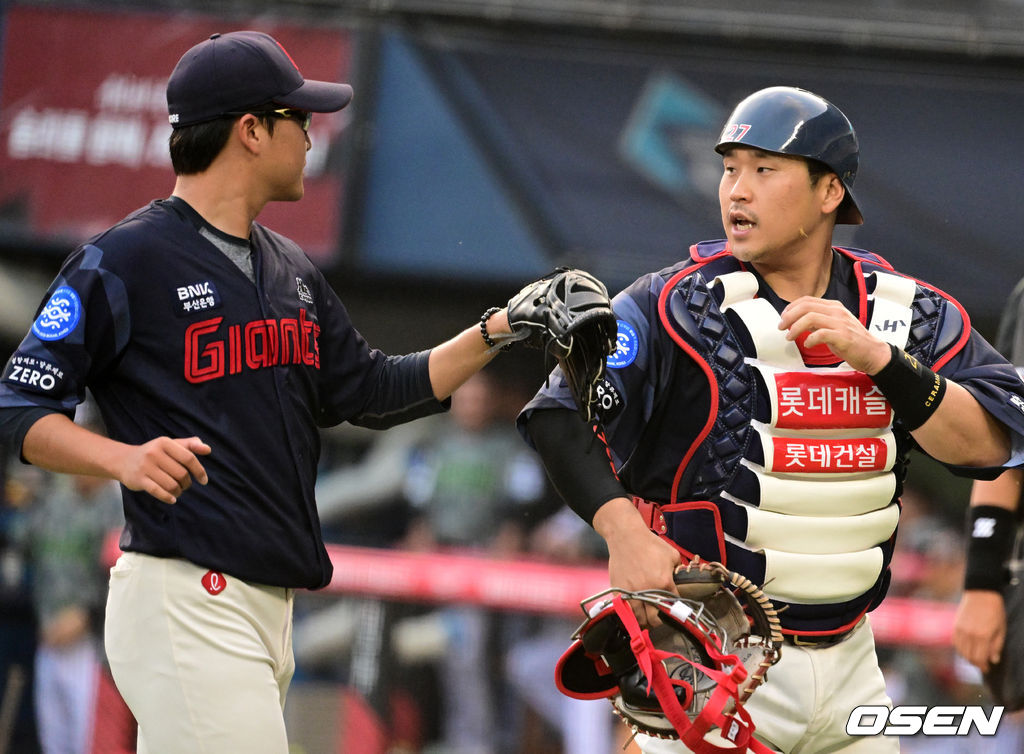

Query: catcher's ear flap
[555,607,631,699]
[555,639,620,700]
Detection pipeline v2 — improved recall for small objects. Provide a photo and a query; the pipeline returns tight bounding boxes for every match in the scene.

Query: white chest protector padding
[711,270,914,604]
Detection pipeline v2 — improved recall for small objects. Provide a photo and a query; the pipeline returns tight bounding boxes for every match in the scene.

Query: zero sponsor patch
[593,378,624,422]
[174,280,221,316]
[2,355,65,393]
[607,320,639,369]
[32,286,81,341]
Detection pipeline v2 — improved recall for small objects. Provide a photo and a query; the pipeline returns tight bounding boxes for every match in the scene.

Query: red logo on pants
[201,570,227,595]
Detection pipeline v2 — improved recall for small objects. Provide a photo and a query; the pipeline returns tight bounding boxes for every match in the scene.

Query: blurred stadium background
[2,0,1024,752]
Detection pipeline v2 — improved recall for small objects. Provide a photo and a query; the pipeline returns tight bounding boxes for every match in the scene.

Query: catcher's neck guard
[555,560,782,753]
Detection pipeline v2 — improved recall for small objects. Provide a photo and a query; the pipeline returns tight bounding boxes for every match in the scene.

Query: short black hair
[806,158,834,187]
[168,112,278,175]
[805,157,851,216]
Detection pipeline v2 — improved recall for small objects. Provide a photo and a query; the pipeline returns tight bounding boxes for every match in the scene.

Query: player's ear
[234,113,265,154]
[820,173,845,216]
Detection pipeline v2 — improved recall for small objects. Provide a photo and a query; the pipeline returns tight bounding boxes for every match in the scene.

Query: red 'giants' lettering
[185,310,320,384]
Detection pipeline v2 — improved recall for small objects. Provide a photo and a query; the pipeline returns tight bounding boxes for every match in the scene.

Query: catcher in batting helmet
[714,86,863,225]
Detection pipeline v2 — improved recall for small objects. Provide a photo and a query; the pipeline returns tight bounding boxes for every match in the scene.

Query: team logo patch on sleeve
[1010,394,1024,415]
[174,280,222,316]
[32,286,81,341]
[607,320,639,368]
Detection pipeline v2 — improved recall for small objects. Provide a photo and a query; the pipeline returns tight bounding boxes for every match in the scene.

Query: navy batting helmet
[715,86,863,225]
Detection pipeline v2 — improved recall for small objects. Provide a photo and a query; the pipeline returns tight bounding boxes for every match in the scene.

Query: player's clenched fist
[117,436,211,504]
[593,497,682,627]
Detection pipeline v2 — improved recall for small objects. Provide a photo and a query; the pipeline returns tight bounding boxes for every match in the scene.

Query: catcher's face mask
[555,563,781,753]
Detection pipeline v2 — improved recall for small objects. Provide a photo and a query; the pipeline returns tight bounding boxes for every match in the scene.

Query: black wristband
[964,505,1016,591]
[870,343,947,431]
[480,307,512,351]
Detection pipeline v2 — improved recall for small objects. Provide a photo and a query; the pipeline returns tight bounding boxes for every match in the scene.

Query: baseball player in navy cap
[0,30,607,753]
[165,31,354,128]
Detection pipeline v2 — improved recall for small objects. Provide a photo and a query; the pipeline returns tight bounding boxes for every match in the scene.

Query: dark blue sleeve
[0,406,60,460]
[937,327,1024,472]
[0,243,128,434]
[349,351,451,430]
[311,272,447,429]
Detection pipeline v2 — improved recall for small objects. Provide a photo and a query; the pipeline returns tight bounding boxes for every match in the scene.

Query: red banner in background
[99,532,958,648]
[0,6,353,264]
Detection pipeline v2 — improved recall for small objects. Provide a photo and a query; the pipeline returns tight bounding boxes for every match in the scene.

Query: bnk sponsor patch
[174,280,222,316]
[32,286,81,341]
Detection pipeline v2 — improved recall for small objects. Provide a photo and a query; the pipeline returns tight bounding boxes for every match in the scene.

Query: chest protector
[652,242,969,635]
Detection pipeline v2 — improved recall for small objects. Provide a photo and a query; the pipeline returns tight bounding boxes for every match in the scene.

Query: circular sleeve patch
[31,286,82,341]
[607,320,639,369]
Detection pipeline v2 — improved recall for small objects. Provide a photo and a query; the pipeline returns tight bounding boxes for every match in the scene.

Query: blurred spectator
[402,369,551,555]
[889,484,959,597]
[0,460,42,754]
[504,507,619,754]
[396,369,555,754]
[16,406,123,754]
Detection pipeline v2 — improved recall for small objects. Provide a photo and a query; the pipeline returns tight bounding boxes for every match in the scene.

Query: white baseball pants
[104,552,295,754]
[636,616,899,753]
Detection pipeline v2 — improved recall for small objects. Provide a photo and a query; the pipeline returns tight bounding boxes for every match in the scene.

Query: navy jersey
[520,244,1024,632]
[523,247,1024,500]
[0,198,445,589]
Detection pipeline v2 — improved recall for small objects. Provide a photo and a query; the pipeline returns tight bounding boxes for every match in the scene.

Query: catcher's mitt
[506,267,616,422]
[555,559,782,753]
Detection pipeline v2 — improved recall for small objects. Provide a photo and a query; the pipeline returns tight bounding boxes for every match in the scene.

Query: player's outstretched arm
[779,296,1010,467]
[954,469,1021,672]
[22,413,210,504]
[428,267,616,406]
[900,380,1010,466]
[427,308,511,401]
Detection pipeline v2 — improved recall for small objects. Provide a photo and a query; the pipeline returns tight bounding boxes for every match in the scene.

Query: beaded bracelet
[480,307,512,351]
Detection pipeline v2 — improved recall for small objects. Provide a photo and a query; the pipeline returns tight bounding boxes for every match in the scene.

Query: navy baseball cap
[167,31,354,128]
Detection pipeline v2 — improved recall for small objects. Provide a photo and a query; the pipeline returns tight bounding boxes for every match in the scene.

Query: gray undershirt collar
[199,226,254,283]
